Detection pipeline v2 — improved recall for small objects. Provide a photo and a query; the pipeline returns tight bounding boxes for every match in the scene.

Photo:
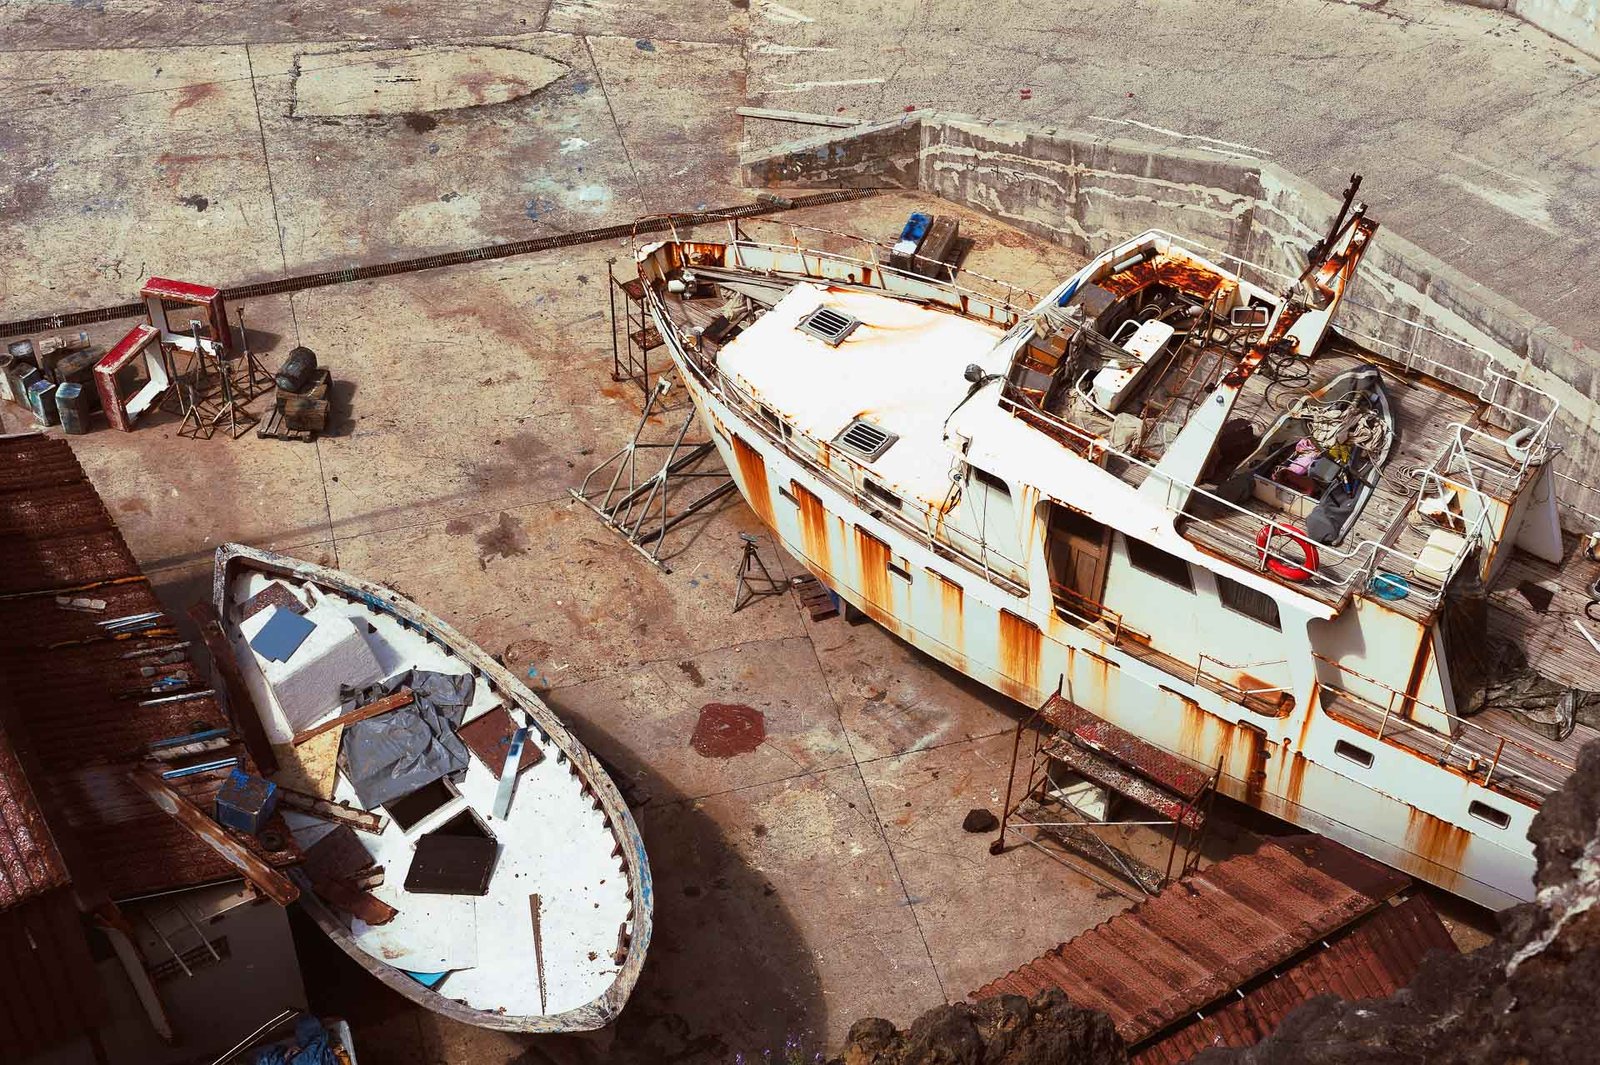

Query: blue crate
[214,769,279,835]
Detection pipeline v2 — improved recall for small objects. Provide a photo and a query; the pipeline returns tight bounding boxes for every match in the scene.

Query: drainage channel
[0,189,877,339]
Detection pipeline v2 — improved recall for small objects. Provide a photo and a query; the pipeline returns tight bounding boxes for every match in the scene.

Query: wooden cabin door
[1047,505,1111,621]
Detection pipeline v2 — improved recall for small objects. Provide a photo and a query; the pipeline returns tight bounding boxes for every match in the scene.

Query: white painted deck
[227,570,633,1018]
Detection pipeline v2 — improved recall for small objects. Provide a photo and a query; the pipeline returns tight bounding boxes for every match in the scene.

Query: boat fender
[1505,426,1537,464]
[1256,524,1319,581]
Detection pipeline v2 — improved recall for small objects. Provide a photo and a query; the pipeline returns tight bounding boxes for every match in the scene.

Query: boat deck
[1321,534,1600,801]
[226,568,636,1021]
[1182,344,1494,623]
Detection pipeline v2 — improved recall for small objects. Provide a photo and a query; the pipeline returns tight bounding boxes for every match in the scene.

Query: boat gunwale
[211,542,653,1034]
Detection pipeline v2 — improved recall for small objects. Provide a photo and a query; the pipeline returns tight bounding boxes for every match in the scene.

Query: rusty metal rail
[0,190,878,339]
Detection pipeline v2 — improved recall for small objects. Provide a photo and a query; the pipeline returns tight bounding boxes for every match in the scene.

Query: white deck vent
[797,306,860,346]
[834,419,898,461]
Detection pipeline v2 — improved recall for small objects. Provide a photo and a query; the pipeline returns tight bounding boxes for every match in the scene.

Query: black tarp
[338,669,475,809]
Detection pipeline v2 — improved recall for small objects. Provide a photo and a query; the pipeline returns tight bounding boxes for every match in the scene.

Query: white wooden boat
[212,543,651,1032]
[634,196,1589,911]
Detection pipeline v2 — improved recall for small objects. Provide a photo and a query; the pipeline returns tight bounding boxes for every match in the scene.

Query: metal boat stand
[569,375,736,572]
[991,681,1219,899]
[732,533,785,612]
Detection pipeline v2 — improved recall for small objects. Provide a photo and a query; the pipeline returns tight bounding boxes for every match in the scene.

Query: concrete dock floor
[0,3,1540,1060]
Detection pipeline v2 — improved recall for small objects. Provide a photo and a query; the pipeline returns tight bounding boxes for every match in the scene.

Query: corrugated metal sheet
[0,717,69,910]
[0,888,108,1057]
[971,835,1411,1045]
[1131,895,1458,1064]
[0,434,296,901]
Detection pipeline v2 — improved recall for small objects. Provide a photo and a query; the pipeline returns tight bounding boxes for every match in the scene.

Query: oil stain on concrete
[691,702,766,758]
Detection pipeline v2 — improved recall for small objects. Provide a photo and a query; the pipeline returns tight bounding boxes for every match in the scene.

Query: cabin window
[1468,801,1511,830]
[1215,573,1282,630]
[863,480,902,512]
[1334,740,1374,769]
[758,405,781,433]
[1125,536,1193,591]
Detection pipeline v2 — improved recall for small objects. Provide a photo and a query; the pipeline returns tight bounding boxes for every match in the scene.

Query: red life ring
[1256,524,1319,581]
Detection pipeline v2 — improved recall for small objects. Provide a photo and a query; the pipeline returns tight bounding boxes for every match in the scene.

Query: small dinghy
[212,543,651,1033]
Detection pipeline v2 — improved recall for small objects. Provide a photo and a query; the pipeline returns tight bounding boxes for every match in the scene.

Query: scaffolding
[992,683,1219,899]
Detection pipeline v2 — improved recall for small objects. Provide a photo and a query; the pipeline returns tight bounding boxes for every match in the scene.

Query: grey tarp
[339,669,475,809]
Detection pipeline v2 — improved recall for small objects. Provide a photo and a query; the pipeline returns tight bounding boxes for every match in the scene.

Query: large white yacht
[635,194,1592,910]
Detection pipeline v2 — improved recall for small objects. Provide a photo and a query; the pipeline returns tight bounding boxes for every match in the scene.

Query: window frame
[1214,572,1282,631]
[1123,536,1194,592]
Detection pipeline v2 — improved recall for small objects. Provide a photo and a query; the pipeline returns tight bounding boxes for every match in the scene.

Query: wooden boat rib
[212,543,651,1033]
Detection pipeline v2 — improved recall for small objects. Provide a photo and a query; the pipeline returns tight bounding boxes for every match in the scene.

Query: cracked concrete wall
[740,113,1600,525]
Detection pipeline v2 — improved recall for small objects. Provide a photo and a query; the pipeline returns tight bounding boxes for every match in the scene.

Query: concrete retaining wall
[1463,0,1599,61]
[739,114,1600,526]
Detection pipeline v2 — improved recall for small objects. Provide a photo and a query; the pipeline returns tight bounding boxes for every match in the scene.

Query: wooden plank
[189,602,277,775]
[736,106,861,128]
[277,786,387,834]
[127,768,299,906]
[291,687,414,747]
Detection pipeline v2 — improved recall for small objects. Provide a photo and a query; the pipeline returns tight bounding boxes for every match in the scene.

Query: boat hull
[672,367,1537,911]
[213,544,653,1033]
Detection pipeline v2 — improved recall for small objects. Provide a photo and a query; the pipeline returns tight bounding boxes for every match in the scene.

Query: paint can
[13,365,42,411]
[27,379,59,427]
[55,382,90,435]
[0,356,15,404]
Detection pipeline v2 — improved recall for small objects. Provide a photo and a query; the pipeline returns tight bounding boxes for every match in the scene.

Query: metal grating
[834,418,898,461]
[796,306,861,346]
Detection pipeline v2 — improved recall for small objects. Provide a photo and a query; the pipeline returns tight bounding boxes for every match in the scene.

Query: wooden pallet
[257,404,315,442]
[791,574,838,620]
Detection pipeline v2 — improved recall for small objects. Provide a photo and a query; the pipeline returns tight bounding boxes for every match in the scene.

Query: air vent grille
[797,306,860,346]
[834,419,898,461]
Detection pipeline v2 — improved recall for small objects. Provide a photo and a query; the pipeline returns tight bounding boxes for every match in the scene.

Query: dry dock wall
[741,114,1600,526]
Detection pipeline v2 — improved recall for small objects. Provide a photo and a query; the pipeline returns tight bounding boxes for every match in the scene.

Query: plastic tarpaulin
[339,669,474,809]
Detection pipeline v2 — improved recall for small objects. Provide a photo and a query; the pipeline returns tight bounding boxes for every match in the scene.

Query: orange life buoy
[1255,524,1319,581]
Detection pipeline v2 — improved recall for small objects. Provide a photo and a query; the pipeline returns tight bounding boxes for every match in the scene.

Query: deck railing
[1004,393,1489,609]
[1313,654,1577,800]
[643,233,1540,610]
[1139,229,1561,489]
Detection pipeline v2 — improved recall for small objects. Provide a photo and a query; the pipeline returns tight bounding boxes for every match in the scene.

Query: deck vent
[834,419,898,461]
[797,306,860,346]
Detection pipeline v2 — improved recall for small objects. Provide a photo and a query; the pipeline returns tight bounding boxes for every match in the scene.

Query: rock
[962,808,999,833]
[828,988,1127,1065]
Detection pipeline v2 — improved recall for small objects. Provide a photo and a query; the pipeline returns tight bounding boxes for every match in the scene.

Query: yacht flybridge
[637,187,1594,910]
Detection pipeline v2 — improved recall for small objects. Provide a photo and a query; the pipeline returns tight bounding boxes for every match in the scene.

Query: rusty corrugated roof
[1130,895,1458,1064]
[0,433,297,901]
[0,716,69,910]
[971,835,1411,1045]
[0,887,109,1056]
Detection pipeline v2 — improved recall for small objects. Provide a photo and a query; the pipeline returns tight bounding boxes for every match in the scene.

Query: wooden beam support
[127,768,299,906]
